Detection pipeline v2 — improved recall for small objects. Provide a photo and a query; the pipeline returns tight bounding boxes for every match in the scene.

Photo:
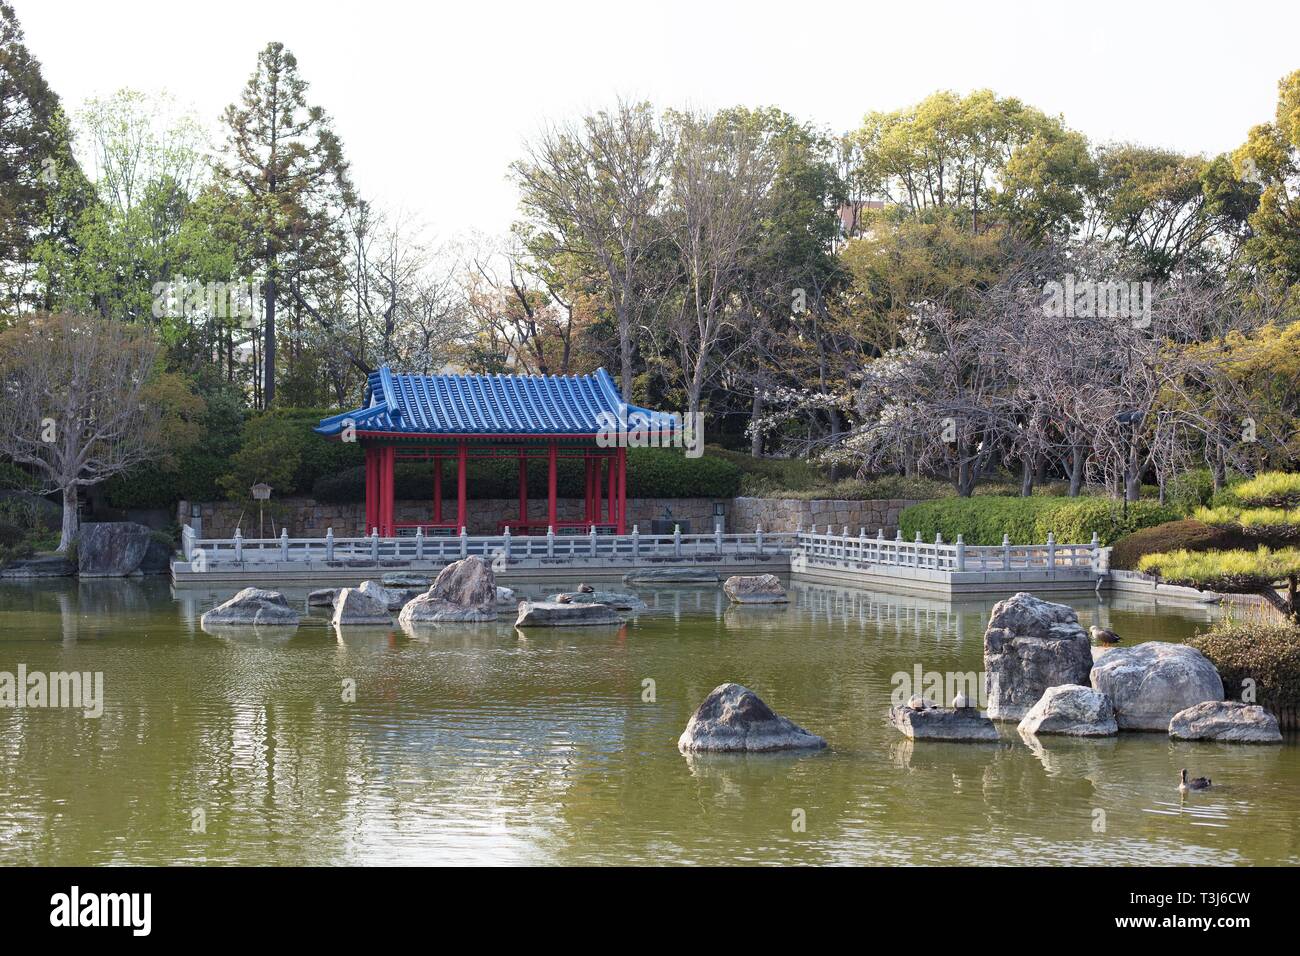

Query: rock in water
[398,556,498,624]
[547,590,647,610]
[382,572,430,588]
[889,705,999,741]
[77,522,153,577]
[983,592,1093,720]
[359,579,419,611]
[1168,700,1282,743]
[496,586,518,606]
[622,568,720,585]
[307,588,340,608]
[677,682,827,752]
[332,586,392,625]
[201,588,300,627]
[1017,684,1118,737]
[722,574,788,604]
[1090,642,1224,731]
[514,600,623,627]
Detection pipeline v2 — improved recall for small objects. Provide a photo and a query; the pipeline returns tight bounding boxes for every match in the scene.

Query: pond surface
[1,576,1296,866]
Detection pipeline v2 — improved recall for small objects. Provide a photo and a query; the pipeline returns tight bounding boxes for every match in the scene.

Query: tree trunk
[1068,445,1085,497]
[264,272,277,408]
[750,390,763,457]
[1020,456,1034,497]
[618,304,633,401]
[58,484,79,553]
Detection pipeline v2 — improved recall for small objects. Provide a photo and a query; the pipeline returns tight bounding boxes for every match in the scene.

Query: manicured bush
[899,495,1178,546]
[1233,472,1300,508]
[1188,619,1300,721]
[1137,547,1300,595]
[705,445,826,495]
[1110,519,1253,571]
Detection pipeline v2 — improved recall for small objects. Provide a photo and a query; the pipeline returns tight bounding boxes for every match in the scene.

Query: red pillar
[379,446,395,536]
[518,449,529,528]
[364,446,378,534]
[606,453,616,525]
[583,455,593,525]
[456,440,468,533]
[547,440,558,530]
[433,454,442,525]
[617,446,627,534]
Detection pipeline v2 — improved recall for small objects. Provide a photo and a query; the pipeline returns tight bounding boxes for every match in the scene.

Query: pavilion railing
[180,523,1100,574]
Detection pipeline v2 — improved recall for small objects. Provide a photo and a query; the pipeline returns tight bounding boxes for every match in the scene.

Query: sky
[17,0,1300,240]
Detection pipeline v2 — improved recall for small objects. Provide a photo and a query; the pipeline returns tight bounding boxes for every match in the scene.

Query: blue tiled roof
[315,367,673,438]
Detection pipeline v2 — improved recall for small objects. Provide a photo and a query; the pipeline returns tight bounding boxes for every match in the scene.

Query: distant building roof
[315,366,673,438]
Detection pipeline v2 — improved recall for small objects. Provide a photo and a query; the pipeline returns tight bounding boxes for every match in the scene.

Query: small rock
[678,682,827,752]
[548,590,647,610]
[622,568,720,585]
[514,600,623,627]
[332,586,391,625]
[1090,642,1224,731]
[722,574,788,604]
[307,588,340,608]
[889,705,999,741]
[1168,700,1282,743]
[201,588,300,627]
[359,579,418,611]
[382,572,430,588]
[1017,684,1118,737]
[495,586,518,606]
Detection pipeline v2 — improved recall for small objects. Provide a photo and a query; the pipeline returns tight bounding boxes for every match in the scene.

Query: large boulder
[201,588,300,627]
[623,567,719,585]
[1017,684,1117,737]
[332,586,392,625]
[138,535,173,575]
[1090,642,1224,731]
[678,682,827,752]
[397,556,498,624]
[515,600,623,627]
[77,522,153,577]
[723,574,788,604]
[889,701,999,741]
[548,589,647,610]
[1168,700,1282,743]
[983,592,1093,720]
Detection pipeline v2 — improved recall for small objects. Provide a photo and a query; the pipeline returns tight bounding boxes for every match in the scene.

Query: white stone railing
[180,522,1099,574]
[182,523,798,567]
[791,525,1101,573]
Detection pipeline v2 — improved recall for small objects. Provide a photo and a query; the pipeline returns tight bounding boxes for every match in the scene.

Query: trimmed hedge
[899,495,1179,546]
[1110,519,1254,571]
[1188,619,1300,719]
[313,447,742,503]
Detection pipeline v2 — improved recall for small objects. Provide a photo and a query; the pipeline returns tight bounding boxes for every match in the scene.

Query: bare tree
[0,313,166,549]
[513,99,670,396]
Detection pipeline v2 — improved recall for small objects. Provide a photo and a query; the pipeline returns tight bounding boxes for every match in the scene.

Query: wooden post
[364,446,378,535]
[547,440,558,530]
[607,453,616,525]
[380,446,395,537]
[456,440,468,534]
[584,454,593,525]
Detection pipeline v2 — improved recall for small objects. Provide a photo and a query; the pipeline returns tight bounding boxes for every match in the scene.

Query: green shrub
[1165,468,1216,516]
[0,521,22,548]
[221,408,364,500]
[0,462,37,492]
[1234,471,1300,509]
[704,446,825,495]
[1110,519,1253,571]
[1188,619,1300,716]
[899,496,1178,546]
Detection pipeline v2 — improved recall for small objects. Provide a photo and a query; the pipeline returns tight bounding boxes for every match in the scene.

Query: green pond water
[1,576,1297,866]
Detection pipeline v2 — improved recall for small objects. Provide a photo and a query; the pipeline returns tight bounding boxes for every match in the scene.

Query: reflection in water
[0,575,1296,865]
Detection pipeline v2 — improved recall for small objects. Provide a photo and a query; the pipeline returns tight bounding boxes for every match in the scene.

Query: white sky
[18,0,1300,240]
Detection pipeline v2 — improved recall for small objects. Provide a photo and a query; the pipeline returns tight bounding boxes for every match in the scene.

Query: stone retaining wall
[731,497,924,534]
